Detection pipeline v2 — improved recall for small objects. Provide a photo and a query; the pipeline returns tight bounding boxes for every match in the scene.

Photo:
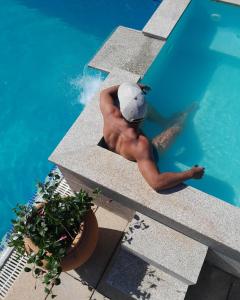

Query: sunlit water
[143,0,240,206]
[0,0,159,242]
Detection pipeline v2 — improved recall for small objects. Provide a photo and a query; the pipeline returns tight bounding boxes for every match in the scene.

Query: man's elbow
[148,178,168,192]
[99,90,108,109]
[100,89,107,99]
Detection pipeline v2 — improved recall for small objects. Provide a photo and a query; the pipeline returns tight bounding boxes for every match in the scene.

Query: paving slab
[5,269,94,300]
[73,207,129,288]
[122,213,207,285]
[5,207,128,300]
[91,290,110,300]
[89,26,164,76]
[143,0,191,39]
[98,248,187,300]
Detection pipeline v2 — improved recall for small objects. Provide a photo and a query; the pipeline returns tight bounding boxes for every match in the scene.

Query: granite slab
[143,0,191,39]
[89,26,164,76]
[122,213,207,285]
[98,248,188,300]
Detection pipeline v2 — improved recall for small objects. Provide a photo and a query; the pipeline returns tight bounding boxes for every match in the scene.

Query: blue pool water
[143,0,240,206]
[0,0,159,242]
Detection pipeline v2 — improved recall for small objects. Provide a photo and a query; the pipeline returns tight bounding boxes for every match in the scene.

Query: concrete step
[228,278,240,300]
[143,0,191,40]
[185,263,235,300]
[122,213,208,285]
[98,248,188,300]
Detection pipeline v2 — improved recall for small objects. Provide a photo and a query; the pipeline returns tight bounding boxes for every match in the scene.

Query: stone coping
[143,0,191,40]
[49,69,240,262]
[89,26,164,77]
[50,0,240,265]
[216,0,240,6]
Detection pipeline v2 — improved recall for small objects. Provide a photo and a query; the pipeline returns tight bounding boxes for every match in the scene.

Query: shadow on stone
[70,227,124,288]
[122,214,150,245]
[185,262,235,300]
[103,248,160,300]
[158,183,188,194]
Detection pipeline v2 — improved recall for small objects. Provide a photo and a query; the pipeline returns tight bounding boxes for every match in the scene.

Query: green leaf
[44,287,50,294]
[34,268,42,275]
[58,248,65,256]
[43,274,51,284]
[54,278,61,286]
[24,267,31,272]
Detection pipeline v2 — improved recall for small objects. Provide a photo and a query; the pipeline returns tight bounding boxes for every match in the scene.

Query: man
[100,82,204,191]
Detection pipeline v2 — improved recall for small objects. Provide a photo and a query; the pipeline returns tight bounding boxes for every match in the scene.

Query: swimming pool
[0,0,159,243]
[143,0,240,206]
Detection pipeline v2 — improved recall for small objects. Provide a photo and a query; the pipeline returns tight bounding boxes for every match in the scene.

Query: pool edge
[49,0,240,275]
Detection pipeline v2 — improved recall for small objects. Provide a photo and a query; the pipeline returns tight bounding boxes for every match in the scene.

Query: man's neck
[128,122,143,135]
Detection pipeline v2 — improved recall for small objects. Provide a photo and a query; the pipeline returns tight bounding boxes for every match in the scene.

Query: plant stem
[44,282,54,300]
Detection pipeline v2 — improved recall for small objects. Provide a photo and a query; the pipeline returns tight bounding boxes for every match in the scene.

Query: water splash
[70,69,105,105]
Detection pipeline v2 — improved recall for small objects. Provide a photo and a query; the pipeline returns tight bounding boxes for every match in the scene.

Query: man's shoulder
[130,134,151,157]
[104,107,122,121]
[138,134,150,145]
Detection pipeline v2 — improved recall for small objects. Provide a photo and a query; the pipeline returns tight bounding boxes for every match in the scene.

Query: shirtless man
[100,82,204,191]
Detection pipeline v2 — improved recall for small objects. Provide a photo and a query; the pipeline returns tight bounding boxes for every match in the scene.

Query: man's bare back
[100,84,205,191]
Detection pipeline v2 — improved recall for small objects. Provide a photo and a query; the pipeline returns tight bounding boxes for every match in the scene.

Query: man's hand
[191,165,205,179]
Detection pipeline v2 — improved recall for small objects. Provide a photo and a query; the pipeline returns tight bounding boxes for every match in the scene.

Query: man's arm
[100,85,119,117]
[134,139,204,191]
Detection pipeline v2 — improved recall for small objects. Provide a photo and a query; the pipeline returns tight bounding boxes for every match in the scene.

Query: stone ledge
[143,0,191,39]
[216,0,240,6]
[89,26,164,77]
[50,130,240,263]
[98,248,188,300]
[122,213,207,285]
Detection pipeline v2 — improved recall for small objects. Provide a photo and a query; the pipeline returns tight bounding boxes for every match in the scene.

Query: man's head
[118,82,147,123]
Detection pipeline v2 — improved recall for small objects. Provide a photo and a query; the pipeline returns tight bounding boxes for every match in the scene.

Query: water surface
[143,0,240,206]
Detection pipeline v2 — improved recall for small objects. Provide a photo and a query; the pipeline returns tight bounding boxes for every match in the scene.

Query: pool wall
[50,0,240,278]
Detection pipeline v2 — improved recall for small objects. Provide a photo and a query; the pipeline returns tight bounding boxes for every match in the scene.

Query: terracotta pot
[24,209,98,271]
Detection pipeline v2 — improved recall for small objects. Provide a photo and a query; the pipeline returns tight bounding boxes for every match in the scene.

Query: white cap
[118,82,147,122]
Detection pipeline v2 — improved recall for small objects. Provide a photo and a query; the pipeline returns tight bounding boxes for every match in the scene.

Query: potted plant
[8,170,99,299]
